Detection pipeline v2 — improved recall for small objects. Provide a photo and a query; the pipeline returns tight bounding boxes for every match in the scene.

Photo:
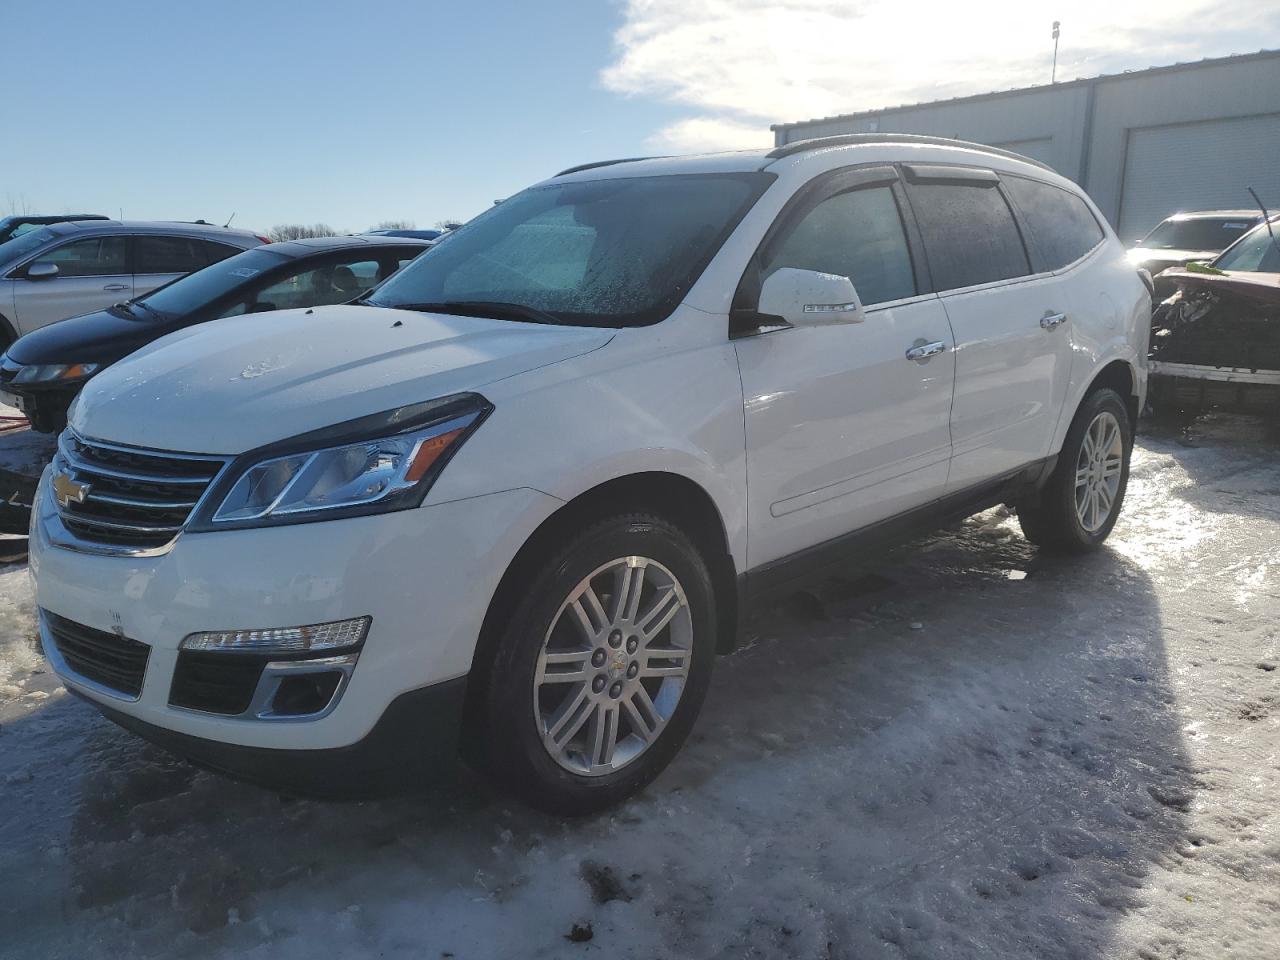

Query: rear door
[735,166,957,567]
[9,235,131,334]
[133,234,217,298]
[902,165,1074,490]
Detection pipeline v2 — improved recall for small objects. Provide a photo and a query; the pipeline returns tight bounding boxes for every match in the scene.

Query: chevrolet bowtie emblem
[52,471,91,509]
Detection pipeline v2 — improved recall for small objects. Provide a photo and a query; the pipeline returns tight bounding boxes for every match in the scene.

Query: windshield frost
[139,247,289,317]
[367,172,772,326]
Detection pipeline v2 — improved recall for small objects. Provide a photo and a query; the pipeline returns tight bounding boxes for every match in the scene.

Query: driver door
[11,235,131,334]
[734,167,956,569]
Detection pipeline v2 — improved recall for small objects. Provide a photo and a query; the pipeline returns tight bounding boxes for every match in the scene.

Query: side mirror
[757,267,865,327]
[26,262,59,280]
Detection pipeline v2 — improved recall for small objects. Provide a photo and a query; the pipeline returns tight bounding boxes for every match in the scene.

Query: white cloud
[603,0,1276,150]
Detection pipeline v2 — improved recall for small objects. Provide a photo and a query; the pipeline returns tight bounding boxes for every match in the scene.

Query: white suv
[30,135,1149,813]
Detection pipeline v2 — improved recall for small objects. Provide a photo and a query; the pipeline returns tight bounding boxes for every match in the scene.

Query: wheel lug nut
[608,629,623,648]
[627,662,639,679]
[626,636,638,654]
[592,676,606,693]
[609,682,623,699]
[591,649,606,667]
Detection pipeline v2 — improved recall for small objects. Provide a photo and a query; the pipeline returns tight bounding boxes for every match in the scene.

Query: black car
[0,235,430,432]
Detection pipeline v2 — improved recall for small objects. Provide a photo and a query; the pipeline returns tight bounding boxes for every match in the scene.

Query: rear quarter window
[1003,176,1104,271]
[907,181,1031,292]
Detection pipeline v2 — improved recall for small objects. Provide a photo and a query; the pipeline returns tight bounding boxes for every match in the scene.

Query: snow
[1,415,1278,959]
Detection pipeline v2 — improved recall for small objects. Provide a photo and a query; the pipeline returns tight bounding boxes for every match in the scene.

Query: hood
[71,305,614,453]
[6,304,184,367]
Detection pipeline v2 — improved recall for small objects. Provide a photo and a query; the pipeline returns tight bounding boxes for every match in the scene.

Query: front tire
[473,513,716,815]
[1017,387,1132,552]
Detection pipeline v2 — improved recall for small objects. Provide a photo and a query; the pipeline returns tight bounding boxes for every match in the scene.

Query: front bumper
[31,471,561,757]
[73,677,469,798]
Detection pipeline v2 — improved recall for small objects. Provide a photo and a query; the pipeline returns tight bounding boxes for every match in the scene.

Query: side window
[1003,177,1104,271]
[135,236,208,275]
[908,182,1031,291]
[201,240,242,267]
[761,185,916,306]
[236,259,382,314]
[30,236,127,277]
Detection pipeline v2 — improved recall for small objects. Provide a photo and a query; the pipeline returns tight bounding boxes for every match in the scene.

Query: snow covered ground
[1,415,1277,959]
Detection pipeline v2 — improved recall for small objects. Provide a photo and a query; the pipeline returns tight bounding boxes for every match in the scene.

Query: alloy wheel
[1074,410,1124,533]
[534,555,693,777]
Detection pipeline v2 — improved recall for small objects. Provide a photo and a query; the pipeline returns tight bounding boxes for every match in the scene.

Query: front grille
[43,610,151,698]
[52,431,228,550]
[170,651,269,715]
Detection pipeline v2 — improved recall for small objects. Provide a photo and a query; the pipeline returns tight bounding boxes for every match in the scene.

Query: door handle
[1040,312,1068,329]
[905,340,947,361]
[102,283,130,292]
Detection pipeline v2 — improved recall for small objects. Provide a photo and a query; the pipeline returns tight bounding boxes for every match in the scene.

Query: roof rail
[554,157,661,177]
[766,133,1053,172]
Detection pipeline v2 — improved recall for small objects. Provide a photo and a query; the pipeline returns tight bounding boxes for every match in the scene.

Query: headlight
[12,362,99,384]
[194,393,491,530]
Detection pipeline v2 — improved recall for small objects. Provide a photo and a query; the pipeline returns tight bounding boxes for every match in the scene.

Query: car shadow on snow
[1,505,1195,958]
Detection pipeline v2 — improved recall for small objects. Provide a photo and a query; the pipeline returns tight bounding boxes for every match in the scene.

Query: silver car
[0,220,266,347]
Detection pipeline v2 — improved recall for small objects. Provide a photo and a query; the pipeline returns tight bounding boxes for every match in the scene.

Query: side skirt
[738,456,1055,615]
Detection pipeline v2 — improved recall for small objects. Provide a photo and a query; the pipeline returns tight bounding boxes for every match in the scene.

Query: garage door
[990,137,1055,168]
[1118,114,1280,241]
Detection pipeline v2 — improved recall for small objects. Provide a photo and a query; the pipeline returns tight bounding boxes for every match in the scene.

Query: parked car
[0,220,266,348]
[365,228,443,241]
[1128,210,1263,276]
[0,235,432,433]
[30,134,1148,813]
[0,213,108,244]
[1148,220,1280,417]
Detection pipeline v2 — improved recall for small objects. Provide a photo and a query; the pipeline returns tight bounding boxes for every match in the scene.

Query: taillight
[255,235,270,245]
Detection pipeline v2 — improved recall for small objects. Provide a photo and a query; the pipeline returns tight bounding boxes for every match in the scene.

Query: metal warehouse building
[772,49,1280,241]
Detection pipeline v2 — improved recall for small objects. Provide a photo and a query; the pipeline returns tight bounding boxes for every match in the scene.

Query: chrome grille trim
[50,430,232,552]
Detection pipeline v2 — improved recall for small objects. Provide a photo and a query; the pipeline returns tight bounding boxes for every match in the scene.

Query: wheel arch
[0,311,17,350]
[474,471,741,681]
[1085,358,1140,430]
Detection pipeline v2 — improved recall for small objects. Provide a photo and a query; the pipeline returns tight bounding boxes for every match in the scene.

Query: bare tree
[5,194,31,216]
[371,219,415,231]
[433,219,464,231]
[267,223,340,242]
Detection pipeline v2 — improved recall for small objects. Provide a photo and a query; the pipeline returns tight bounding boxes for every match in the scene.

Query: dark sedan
[0,235,431,432]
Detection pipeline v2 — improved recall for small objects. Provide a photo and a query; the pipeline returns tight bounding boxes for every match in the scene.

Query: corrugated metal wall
[773,51,1280,233]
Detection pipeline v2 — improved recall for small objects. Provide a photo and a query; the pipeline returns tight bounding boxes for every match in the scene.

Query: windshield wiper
[377,300,564,325]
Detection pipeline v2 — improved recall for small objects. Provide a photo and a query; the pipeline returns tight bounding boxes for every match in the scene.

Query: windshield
[1213,220,1280,273]
[0,227,57,264]
[138,247,289,316]
[1139,217,1256,251]
[366,172,773,326]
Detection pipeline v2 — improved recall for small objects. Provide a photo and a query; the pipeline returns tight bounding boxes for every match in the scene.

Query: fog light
[181,616,370,654]
[270,671,344,716]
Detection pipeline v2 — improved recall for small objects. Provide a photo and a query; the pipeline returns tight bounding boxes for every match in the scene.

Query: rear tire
[472,513,716,815]
[1017,387,1132,552]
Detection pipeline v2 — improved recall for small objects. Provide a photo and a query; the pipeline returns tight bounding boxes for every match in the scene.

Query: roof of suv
[37,219,265,240]
[551,134,1057,183]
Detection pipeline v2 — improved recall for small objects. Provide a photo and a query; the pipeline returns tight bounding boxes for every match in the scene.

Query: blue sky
[5,1,682,232]
[8,0,1277,233]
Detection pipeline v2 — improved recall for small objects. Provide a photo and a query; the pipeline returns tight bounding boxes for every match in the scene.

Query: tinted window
[135,235,209,275]
[1003,177,1104,270]
[140,247,289,317]
[201,240,242,266]
[1212,221,1280,273]
[909,182,1030,291]
[368,173,773,327]
[762,185,916,306]
[32,236,127,277]
[226,258,383,317]
[1139,217,1255,252]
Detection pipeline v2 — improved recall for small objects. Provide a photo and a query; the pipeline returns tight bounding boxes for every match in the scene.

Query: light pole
[1052,21,1061,83]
